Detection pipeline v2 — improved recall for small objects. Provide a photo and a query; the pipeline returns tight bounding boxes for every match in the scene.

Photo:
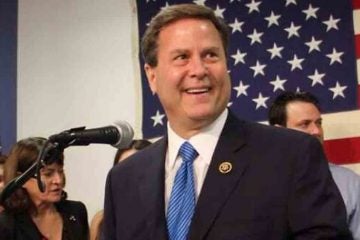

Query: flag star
[214,4,226,18]
[193,0,206,5]
[151,110,165,127]
[160,2,170,10]
[305,36,322,53]
[229,18,244,33]
[233,80,250,97]
[264,11,281,27]
[285,0,297,6]
[252,92,269,109]
[247,29,263,45]
[231,49,247,65]
[245,0,261,14]
[323,15,340,32]
[296,87,302,92]
[329,81,347,99]
[250,60,266,77]
[287,54,304,71]
[284,22,301,38]
[326,48,344,65]
[227,101,233,107]
[270,75,287,92]
[267,43,284,59]
[308,69,325,86]
[302,4,319,20]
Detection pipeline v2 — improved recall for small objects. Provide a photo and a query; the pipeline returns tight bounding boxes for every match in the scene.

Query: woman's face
[23,163,65,205]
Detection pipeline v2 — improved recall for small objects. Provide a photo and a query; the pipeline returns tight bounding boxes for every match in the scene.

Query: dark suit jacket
[0,200,89,240]
[104,112,351,240]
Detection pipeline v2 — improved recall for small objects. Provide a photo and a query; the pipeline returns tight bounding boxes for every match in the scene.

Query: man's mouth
[185,87,211,94]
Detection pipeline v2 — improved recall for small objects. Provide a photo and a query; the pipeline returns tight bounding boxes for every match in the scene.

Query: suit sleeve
[288,136,352,239]
[103,168,116,240]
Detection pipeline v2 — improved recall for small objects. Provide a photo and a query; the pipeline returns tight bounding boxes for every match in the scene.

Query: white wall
[18,0,140,221]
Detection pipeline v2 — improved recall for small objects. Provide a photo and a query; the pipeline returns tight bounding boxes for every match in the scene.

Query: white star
[302,4,319,20]
[304,36,322,53]
[151,110,165,127]
[233,80,250,97]
[250,60,266,77]
[308,69,325,86]
[264,11,281,27]
[326,48,344,65]
[252,92,269,109]
[329,81,347,99]
[270,75,287,92]
[231,49,247,65]
[227,101,233,107]
[229,18,244,33]
[323,15,340,32]
[245,0,261,14]
[214,4,226,18]
[160,2,170,10]
[287,54,304,71]
[285,0,297,6]
[267,43,284,59]
[284,22,301,39]
[247,28,263,45]
[193,0,206,5]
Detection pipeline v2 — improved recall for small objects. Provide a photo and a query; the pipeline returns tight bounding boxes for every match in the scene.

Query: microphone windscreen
[112,121,134,149]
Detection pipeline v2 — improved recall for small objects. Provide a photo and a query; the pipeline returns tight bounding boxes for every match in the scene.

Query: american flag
[136,0,360,166]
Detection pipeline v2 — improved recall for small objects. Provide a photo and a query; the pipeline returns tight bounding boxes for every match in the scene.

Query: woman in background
[90,139,151,240]
[0,137,89,240]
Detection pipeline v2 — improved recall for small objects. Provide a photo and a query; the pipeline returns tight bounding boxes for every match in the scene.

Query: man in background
[269,91,360,239]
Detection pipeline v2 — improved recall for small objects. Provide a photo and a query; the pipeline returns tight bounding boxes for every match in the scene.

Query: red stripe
[354,0,360,9]
[356,35,360,59]
[324,136,360,164]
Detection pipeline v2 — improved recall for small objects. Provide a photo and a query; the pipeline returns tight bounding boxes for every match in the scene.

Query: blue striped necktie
[167,141,198,240]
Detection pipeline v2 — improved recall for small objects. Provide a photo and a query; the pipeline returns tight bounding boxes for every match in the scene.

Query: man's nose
[189,56,208,78]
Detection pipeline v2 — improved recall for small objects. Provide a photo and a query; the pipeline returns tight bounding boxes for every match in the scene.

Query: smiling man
[103,4,351,240]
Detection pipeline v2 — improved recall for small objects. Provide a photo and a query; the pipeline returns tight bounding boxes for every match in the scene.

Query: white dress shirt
[164,109,228,212]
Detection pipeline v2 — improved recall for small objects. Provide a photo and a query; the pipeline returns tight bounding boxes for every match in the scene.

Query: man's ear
[144,63,157,95]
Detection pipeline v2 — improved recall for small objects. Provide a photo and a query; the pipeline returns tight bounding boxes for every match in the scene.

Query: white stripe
[343,163,360,175]
[354,9,360,35]
[323,110,360,139]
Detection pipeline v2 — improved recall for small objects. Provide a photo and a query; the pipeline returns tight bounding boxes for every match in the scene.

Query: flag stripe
[355,35,360,59]
[354,0,360,9]
[324,137,360,164]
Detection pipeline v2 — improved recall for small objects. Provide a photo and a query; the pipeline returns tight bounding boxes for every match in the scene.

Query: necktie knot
[179,141,198,164]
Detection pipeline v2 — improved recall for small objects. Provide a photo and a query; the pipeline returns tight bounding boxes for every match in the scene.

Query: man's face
[145,18,231,137]
[285,101,324,143]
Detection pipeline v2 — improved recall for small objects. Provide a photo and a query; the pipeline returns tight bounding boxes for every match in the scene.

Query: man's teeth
[186,88,209,94]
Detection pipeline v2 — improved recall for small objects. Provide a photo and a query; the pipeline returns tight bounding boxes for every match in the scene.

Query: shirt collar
[167,109,228,170]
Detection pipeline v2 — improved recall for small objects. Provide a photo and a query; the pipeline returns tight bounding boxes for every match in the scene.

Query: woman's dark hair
[113,139,152,166]
[3,137,65,214]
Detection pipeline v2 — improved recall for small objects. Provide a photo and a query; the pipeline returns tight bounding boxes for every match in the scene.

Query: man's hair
[268,91,321,126]
[141,3,229,67]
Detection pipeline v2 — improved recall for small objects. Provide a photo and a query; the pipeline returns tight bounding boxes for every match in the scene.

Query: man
[104,4,351,240]
[269,91,360,239]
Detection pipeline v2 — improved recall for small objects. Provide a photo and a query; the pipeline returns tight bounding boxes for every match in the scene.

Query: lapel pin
[219,162,232,174]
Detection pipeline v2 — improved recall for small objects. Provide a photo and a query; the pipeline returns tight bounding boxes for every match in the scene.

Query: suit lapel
[137,137,169,240]
[189,113,252,239]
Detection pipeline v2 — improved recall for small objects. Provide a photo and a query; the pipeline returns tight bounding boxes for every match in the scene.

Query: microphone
[48,121,134,149]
